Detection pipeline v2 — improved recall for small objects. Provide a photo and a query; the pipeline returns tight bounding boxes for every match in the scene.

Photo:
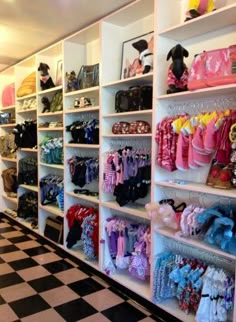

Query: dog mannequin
[38,63,55,90]
[41,97,51,113]
[132,39,153,74]
[166,44,189,94]
[185,0,216,21]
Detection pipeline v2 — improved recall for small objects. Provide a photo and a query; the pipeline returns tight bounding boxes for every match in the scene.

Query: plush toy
[185,0,216,21]
[38,63,55,90]
[132,39,153,74]
[41,97,51,113]
[145,202,179,230]
[166,44,189,94]
[65,71,79,92]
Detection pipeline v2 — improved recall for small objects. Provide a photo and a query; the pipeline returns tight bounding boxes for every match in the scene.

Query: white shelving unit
[0,1,236,321]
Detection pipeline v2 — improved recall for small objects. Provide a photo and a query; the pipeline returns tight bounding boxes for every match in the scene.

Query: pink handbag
[188,45,236,90]
[2,83,15,107]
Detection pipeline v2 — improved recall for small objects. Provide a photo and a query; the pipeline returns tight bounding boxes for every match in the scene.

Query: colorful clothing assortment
[40,174,64,211]
[66,204,98,261]
[40,137,63,164]
[66,119,99,144]
[105,217,150,281]
[103,147,151,206]
[155,110,236,172]
[68,156,99,188]
[153,252,234,321]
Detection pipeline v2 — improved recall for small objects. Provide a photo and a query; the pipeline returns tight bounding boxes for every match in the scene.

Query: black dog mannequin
[166,44,189,94]
[41,97,51,113]
[132,39,153,74]
[38,62,55,90]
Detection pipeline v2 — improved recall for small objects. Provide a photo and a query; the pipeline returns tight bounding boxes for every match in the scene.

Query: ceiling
[0,0,134,71]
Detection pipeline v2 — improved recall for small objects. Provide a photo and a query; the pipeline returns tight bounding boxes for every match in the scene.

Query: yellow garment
[187,0,216,14]
[172,116,187,134]
[17,72,36,97]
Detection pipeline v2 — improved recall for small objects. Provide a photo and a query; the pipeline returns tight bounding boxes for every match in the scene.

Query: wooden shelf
[38,127,64,131]
[65,143,100,149]
[19,184,38,192]
[65,247,99,270]
[103,110,152,118]
[2,194,18,205]
[0,105,15,111]
[1,157,17,162]
[156,180,236,199]
[19,148,38,153]
[66,191,99,204]
[40,162,64,169]
[39,204,64,217]
[101,201,148,220]
[157,84,236,102]
[38,111,63,117]
[65,106,99,114]
[16,93,36,101]
[38,85,62,95]
[0,123,16,128]
[64,86,99,97]
[103,72,153,89]
[156,227,236,261]
[17,108,37,114]
[102,134,152,138]
[159,3,236,41]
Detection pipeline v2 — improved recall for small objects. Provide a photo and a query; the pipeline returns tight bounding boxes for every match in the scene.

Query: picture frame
[56,60,63,86]
[120,31,154,80]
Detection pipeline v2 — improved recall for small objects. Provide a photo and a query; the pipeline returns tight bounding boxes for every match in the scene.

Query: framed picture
[56,60,63,86]
[120,31,154,79]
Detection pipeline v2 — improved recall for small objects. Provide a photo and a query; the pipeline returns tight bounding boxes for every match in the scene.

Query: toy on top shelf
[132,39,153,74]
[65,71,79,92]
[17,72,36,97]
[38,63,55,90]
[185,0,216,21]
[166,44,189,94]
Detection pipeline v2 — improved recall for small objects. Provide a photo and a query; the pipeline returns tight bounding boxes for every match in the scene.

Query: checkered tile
[0,214,165,322]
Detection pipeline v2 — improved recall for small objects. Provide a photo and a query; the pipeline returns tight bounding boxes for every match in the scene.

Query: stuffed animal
[65,71,79,92]
[41,97,51,113]
[132,39,153,74]
[38,63,55,90]
[145,202,179,230]
[166,44,189,94]
[185,0,216,21]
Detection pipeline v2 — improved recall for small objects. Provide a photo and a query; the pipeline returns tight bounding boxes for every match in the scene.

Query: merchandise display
[0,1,236,321]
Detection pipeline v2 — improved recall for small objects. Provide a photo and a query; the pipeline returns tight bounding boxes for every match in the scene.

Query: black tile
[0,272,24,289]
[24,246,50,256]
[8,235,31,244]
[29,275,63,293]
[108,286,129,300]
[9,258,38,271]
[102,302,146,322]
[0,227,15,233]
[0,295,5,305]
[9,294,50,318]
[55,298,97,322]
[43,260,73,274]
[0,245,19,254]
[68,277,104,296]
[0,257,5,264]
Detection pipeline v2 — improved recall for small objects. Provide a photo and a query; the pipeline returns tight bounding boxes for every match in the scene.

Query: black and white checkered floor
[0,213,169,322]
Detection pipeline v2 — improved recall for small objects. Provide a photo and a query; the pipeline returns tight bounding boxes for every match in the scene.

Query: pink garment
[167,68,189,89]
[188,134,200,169]
[204,118,218,153]
[176,132,189,171]
[2,83,15,107]
[198,0,210,15]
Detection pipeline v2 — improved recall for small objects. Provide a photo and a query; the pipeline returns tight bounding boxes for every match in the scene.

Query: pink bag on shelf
[188,45,236,90]
[2,83,15,107]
